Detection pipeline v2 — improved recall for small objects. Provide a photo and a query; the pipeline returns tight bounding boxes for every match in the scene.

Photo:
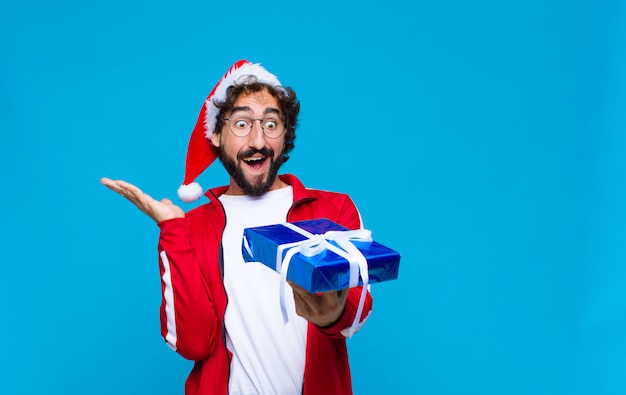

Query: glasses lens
[262,118,284,138]
[229,118,251,137]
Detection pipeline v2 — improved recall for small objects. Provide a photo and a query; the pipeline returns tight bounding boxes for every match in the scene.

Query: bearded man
[101,60,373,395]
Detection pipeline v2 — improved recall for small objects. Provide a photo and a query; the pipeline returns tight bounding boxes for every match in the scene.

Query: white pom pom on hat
[178,59,283,202]
[177,182,203,203]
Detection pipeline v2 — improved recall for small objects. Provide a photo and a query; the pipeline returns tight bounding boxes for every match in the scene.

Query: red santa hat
[177,59,283,202]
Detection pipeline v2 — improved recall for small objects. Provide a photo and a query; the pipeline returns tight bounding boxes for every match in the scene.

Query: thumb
[161,198,174,206]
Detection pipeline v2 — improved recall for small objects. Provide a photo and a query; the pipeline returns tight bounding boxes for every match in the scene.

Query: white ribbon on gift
[274,222,372,338]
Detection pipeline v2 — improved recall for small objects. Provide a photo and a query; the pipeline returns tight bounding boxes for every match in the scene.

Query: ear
[210,131,221,147]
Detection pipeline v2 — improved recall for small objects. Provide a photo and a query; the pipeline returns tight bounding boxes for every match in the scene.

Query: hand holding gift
[288,280,349,328]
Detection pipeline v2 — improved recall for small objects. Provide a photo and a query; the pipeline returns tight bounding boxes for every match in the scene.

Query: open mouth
[242,155,268,170]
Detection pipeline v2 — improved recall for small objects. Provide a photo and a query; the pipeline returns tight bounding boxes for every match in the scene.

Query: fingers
[288,280,310,297]
[100,177,141,197]
[101,178,154,205]
[101,177,148,209]
[289,280,348,327]
[290,281,347,302]
[103,178,144,196]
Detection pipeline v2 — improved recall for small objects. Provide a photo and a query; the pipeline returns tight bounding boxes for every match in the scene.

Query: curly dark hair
[213,81,300,164]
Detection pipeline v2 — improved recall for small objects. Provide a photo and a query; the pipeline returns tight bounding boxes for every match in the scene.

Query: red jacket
[157,174,373,395]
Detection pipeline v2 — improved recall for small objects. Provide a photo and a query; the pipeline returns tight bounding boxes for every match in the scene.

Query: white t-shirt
[220,186,308,395]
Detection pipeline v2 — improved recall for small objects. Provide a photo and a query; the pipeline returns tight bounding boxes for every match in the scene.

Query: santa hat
[177,59,283,202]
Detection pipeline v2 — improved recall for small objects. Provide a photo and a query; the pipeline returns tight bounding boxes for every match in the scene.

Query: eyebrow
[230,106,281,116]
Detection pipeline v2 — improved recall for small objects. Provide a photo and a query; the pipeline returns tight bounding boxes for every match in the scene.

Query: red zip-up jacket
[157,174,373,395]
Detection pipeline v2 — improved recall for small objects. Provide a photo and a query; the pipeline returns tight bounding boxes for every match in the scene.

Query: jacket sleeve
[158,217,221,361]
[316,193,374,338]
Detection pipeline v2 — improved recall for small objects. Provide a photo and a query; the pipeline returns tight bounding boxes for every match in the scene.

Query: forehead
[231,88,281,113]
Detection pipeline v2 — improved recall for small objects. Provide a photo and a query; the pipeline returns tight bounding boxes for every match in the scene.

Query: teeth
[244,156,265,162]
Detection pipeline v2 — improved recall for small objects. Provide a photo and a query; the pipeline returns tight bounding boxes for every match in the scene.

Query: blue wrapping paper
[242,218,401,293]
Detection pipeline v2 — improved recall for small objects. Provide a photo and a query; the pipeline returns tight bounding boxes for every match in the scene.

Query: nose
[248,119,266,148]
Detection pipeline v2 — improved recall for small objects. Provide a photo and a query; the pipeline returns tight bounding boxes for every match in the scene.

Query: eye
[263,119,278,130]
[233,119,250,130]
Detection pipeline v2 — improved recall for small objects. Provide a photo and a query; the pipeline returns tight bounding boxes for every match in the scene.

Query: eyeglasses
[223,117,286,139]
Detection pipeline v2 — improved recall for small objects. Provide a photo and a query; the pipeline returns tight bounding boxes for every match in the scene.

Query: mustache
[237,147,274,160]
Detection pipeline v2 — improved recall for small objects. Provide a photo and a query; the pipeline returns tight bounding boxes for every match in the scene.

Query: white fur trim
[177,182,203,202]
[204,62,283,139]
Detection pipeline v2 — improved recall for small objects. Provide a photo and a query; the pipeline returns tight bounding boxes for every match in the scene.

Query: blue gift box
[242,218,400,293]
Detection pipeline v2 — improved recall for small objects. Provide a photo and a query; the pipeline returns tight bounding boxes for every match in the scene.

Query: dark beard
[218,147,284,197]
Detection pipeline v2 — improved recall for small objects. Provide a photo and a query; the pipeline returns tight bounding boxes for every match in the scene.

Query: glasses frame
[223,117,286,139]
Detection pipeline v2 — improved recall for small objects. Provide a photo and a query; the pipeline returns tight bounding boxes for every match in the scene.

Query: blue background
[1,1,625,394]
